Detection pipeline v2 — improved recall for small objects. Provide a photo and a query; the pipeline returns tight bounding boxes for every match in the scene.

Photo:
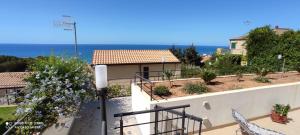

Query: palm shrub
[154,85,171,96]
[199,69,216,84]
[254,67,271,83]
[256,67,270,77]
[184,83,208,94]
[236,70,243,82]
[163,70,173,87]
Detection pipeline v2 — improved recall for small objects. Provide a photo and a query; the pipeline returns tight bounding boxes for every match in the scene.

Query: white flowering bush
[16,56,95,128]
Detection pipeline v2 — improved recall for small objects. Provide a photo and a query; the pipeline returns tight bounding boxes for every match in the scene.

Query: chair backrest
[232,109,285,135]
[232,109,257,134]
[232,109,248,125]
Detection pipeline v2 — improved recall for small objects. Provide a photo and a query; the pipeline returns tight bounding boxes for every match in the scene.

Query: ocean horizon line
[0,43,227,47]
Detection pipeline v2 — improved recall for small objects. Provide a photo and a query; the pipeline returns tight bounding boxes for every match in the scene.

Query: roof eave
[92,61,181,66]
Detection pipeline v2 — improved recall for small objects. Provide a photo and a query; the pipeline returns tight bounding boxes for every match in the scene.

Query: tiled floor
[202,109,300,135]
[70,97,141,135]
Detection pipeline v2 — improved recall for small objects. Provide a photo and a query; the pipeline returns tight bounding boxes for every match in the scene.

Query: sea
[0,44,228,63]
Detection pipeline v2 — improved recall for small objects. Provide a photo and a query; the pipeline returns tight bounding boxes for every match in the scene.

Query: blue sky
[0,0,300,45]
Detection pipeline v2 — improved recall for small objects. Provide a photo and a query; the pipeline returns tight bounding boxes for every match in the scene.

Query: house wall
[107,63,180,81]
[131,82,300,134]
[230,39,247,55]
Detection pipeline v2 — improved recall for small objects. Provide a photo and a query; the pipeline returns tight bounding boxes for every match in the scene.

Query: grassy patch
[0,106,17,134]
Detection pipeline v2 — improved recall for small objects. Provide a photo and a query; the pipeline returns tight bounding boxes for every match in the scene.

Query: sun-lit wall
[132,81,300,134]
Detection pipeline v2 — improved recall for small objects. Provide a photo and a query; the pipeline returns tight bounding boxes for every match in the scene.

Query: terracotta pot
[271,110,288,124]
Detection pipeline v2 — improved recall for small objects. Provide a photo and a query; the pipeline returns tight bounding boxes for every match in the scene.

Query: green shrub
[15,97,24,103]
[107,84,131,98]
[154,85,171,96]
[254,76,270,83]
[274,104,290,116]
[255,67,271,77]
[296,64,300,73]
[184,83,208,94]
[20,56,95,129]
[199,69,216,84]
[163,70,174,87]
[236,70,243,82]
[0,55,38,72]
[181,65,201,78]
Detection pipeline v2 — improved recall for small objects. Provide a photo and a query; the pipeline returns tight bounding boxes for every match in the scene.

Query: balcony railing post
[181,108,186,135]
[140,77,143,91]
[154,105,158,134]
[150,84,153,101]
[120,116,123,135]
[134,74,136,84]
[199,119,202,135]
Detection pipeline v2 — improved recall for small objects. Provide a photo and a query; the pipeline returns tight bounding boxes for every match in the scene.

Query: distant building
[92,50,181,84]
[0,72,28,104]
[216,48,230,55]
[229,26,290,56]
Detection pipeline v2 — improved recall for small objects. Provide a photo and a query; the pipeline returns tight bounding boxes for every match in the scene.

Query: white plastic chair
[232,109,285,135]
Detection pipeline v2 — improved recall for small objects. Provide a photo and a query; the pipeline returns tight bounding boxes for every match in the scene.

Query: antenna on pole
[243,20,251,26]
[54,15,78,57]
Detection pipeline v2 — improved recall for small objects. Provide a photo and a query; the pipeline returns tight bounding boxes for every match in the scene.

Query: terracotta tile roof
[273,27,290,35]
[0,72,28,89]
[230,27,291,41]
[230,35,248,41]
[92,50,180,65]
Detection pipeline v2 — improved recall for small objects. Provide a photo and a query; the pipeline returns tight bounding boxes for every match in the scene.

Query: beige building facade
[229,26,290,56]
[92,50,181,84]
[229,26,290,66]
[229,36,247,55]
[106,63,180,80]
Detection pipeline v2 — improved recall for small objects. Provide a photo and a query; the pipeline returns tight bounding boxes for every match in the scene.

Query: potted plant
[271,104,290,124]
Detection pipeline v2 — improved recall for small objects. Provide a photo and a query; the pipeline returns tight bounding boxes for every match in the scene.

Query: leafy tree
[180,65,202,78]
[246,26,279,71]
[209,53,242,75]
[0,55,37,72]
[246,26,300,72]
[163,70,174,87]
[276,31,300,71]
[169,45,184,61]
[183,44,198,64]
[0,56,49,72]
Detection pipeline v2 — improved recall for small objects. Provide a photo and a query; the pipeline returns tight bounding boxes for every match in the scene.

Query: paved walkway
[70,97,141,135]
[203,109,300,135]
[107,97,141,135]
[69,101,102,135]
